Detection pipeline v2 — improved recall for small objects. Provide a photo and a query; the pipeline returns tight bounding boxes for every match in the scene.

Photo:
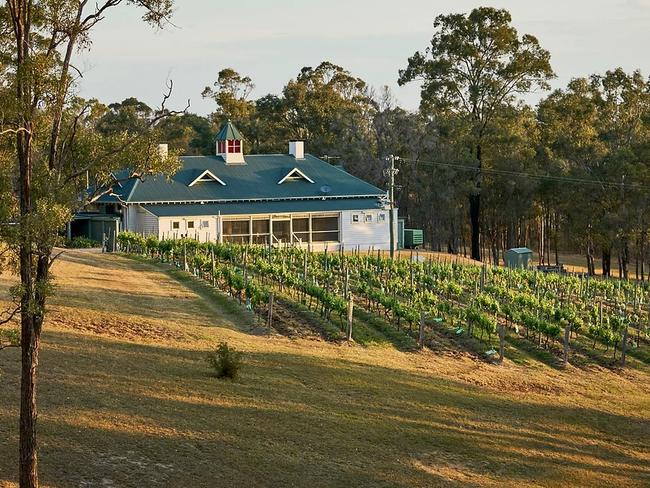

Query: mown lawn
[0,251,649,487]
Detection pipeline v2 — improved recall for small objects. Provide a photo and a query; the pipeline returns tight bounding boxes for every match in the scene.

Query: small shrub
[206,342,242,379]
[65,236,101,248]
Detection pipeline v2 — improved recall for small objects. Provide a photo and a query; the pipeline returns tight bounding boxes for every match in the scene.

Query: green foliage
[0,328,20,348]
[65,236,101,249]
[206,342,243,379]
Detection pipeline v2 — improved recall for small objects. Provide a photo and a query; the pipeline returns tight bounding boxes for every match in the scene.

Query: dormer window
[189,169,226,187]
[278,167,315,185]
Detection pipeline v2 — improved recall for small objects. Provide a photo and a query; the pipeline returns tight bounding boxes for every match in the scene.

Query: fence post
[347,296,354,341]
[499,323,505,362]
[621,325,629,367]
[267,293,274,332]
[418,311,425,348]
[183,241,188,272]
[303,251,308,280]
[563,324,571,367]
[480,264,486,292]
[599,301,603,326]
[210,248,216,287]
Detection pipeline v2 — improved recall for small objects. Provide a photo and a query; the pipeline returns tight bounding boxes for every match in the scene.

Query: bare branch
[0,127,32,136]
[49,249,67,268]
[62,81,189,185]
[0,303,20,326]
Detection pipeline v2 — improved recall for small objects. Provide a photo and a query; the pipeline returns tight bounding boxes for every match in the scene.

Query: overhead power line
[395,157,650,191]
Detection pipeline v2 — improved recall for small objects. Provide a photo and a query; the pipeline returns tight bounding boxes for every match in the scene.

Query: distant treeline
[96,8,650,279]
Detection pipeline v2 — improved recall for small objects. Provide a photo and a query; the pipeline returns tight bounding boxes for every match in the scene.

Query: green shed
[403,229,424,249]
[504,247,533,269]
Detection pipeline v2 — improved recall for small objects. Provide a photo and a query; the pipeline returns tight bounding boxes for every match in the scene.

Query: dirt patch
[47,306,187,343]
[259,298,330,341]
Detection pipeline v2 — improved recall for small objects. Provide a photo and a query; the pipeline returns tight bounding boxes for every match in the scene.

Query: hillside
[0,250,649,487]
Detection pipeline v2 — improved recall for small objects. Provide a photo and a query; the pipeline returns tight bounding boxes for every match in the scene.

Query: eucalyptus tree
[96,97,154,135]
[282,61,377,162]
[202,67,256,125]
[538,70,650,276]
[398,7,554,261]
[0,2,182,486]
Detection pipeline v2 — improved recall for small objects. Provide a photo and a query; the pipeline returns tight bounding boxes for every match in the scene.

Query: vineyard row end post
[267,293,274,332]
[563,324,571,367]
[498,323,505,363]
[347,297,354,341]
[418,312,425,348]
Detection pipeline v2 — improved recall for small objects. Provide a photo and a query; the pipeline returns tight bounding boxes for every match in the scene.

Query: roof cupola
[216,120,245,165]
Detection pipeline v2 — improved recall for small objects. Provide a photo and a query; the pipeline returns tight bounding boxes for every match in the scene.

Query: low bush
[65,236,101,248]
[206,342,242,379]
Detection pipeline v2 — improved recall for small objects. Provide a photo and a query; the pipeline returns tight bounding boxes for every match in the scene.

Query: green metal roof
[142,197,385,217]
[106,154,385,204]
[215,120,244,141]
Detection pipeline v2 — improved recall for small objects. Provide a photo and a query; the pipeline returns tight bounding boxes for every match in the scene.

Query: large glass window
[273,220,291,243]
[223,220,250,244]
[218,214,340,245]
[292,217,309,243]
[252,219,270,244]
[311,216,339,242]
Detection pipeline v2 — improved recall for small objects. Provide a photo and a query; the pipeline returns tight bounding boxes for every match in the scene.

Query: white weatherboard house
[81,121,396,250]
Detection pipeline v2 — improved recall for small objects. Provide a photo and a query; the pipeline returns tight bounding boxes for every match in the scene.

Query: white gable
[189,169,227,187]
[277,167,315,185]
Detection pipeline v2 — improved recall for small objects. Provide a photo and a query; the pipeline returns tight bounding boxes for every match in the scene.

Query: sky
[76,0,650,115]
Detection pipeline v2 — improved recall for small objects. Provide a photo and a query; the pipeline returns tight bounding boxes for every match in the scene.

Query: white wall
[340,208,395,251]
[139,207,159,236]
[124,205,138,232]
[158,215,217,242]
[131,207,396,251]
[124,205,160,236]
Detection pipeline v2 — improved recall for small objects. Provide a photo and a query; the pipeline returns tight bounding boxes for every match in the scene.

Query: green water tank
[403,229,424,249]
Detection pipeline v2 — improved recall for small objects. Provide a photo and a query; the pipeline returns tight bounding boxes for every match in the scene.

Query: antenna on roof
[320,155,340,164]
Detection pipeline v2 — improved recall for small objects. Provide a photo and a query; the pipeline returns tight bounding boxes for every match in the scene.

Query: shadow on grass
[2,330,649,488]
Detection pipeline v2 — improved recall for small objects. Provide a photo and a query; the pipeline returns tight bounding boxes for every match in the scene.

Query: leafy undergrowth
[0,251,649,488]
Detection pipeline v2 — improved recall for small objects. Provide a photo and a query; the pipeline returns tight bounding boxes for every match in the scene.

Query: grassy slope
[0,251,649,488]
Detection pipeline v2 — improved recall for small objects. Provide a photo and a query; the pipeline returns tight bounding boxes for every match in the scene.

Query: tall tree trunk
[553,212,559,266]
[602,247,611,278]
[12,2,41,485]
[469,144,481,261]
[538,211,546,264]
[621,236,629,280]
[639,227,647,281]
[586,232,595,276]
[18,123,40,488]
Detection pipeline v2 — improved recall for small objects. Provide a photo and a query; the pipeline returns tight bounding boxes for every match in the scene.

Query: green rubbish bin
[403,229,424,249]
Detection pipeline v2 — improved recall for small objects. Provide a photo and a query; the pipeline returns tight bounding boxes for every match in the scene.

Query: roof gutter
[125,193,387,205]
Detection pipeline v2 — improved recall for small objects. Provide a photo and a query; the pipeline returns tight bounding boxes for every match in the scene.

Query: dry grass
[0,250,649,487]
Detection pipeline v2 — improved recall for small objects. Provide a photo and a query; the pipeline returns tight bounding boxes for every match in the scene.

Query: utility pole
[384,155,399,259]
